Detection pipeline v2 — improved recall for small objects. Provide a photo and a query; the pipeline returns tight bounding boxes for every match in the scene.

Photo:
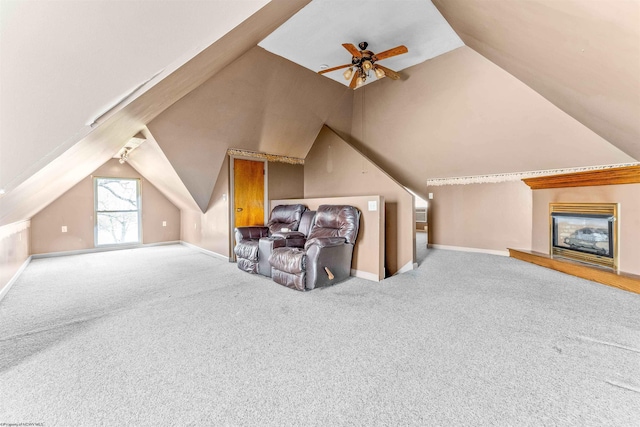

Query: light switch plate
[428,193,434,200]
[368,200,377,211]
[61,226,67,233]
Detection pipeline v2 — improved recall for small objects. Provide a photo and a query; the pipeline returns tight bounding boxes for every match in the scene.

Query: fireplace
[550,203,618,270]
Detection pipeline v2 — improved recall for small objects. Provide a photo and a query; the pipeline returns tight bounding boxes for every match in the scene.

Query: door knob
[236,208,243,212]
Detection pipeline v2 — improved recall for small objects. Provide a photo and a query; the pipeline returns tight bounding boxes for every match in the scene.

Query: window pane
[96,179,138,211]
[97,212,140,245]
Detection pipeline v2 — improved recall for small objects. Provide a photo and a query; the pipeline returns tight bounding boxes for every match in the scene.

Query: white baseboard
[428,244,509,257]
[31,241,181,259]
[351,269,380,282]
[180,241,230,261]
[394,260,415,275]
[0,255,32,302]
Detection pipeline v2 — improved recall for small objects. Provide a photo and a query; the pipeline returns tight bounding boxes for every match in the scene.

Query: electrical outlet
[61,226,67,233]
[162,221,167,227]
[428,193,434,200]
[368,200,377,211]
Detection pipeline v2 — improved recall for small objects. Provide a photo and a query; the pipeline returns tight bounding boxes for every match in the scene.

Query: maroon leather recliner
[234,204,306,274]
[268,205,360,291]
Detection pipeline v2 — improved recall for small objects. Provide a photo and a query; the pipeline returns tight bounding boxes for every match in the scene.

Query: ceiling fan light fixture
[119,148,130,164]
[320,41,408,89]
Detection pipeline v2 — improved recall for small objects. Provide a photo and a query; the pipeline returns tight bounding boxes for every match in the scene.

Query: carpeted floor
[1,244,638,426]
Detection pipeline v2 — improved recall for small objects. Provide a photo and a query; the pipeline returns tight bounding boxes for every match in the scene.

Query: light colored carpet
[1,244,638,426]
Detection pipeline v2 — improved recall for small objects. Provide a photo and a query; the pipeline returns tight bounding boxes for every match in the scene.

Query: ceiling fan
[318,41,408,89]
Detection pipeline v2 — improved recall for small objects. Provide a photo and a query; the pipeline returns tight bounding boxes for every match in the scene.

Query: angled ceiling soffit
[125,127,201,212]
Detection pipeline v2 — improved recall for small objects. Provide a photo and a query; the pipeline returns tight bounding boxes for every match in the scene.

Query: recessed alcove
[510,165,640,294]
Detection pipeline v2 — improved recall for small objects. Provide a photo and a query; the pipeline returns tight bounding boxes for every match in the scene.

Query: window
[94,177,141,245]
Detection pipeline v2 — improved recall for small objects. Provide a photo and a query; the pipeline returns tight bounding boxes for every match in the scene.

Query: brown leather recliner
[268,205,360,291]
[257,210,316,277]
[234,204,306,274]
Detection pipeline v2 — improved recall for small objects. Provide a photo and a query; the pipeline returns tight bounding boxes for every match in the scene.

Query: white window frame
[94,177,142,246]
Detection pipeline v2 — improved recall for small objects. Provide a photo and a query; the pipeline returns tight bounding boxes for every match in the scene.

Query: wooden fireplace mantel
[508,249,640,294]
[522,165,640,189]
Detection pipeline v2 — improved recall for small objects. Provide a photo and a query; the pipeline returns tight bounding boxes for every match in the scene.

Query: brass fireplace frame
[549,203,619,270]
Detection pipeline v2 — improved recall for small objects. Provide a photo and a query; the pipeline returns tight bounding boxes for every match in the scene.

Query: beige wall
[268,162,304,200]
[180,156,231,258]
[30,159,180,254]
[427,181,533,254]
[348,47,634,203]
[272,196,385,281]
[304,126,415,275]
[433,0,640,160]
[532,184,640,275]
[0,221,30,298]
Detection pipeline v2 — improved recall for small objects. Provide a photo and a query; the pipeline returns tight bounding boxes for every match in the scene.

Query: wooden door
[233,159,265,227]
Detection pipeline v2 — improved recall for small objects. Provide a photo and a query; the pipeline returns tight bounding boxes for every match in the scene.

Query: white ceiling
[259,0,463,87]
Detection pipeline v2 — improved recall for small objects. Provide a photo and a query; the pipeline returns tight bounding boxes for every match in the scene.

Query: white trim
[428,244,509,257]
[351,268,380,282]
[31,241,180,259]
[0,255,32,302]
[426,162,640,186]
[394,260,415,275]
[180,241,230,261]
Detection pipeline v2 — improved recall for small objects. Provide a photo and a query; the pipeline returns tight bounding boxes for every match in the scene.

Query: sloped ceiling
[1,0,638,227]
[432,0,640,160]
[0,0,311,226]
[0,0,270,193]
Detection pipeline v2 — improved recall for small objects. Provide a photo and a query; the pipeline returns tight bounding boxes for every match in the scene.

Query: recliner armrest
[272,230,307,248]
[271,231,305,240]
[304,236,346,250]
[235,226,269,243]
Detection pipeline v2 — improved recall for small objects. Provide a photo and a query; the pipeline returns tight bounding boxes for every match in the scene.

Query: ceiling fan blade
[375,65,401,80]
[373,45,408,61]
[349,70,360,89]
[318,64,351,74]
[342,43,362,58]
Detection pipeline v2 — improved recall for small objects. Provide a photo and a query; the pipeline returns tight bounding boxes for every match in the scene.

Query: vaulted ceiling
[1,0,638,226]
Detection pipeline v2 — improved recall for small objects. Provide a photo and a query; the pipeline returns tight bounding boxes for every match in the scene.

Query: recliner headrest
[267,204,306,233]
[307,205,360,245]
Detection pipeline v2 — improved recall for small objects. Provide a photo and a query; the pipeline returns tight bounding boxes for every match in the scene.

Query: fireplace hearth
[550,203,618,270]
